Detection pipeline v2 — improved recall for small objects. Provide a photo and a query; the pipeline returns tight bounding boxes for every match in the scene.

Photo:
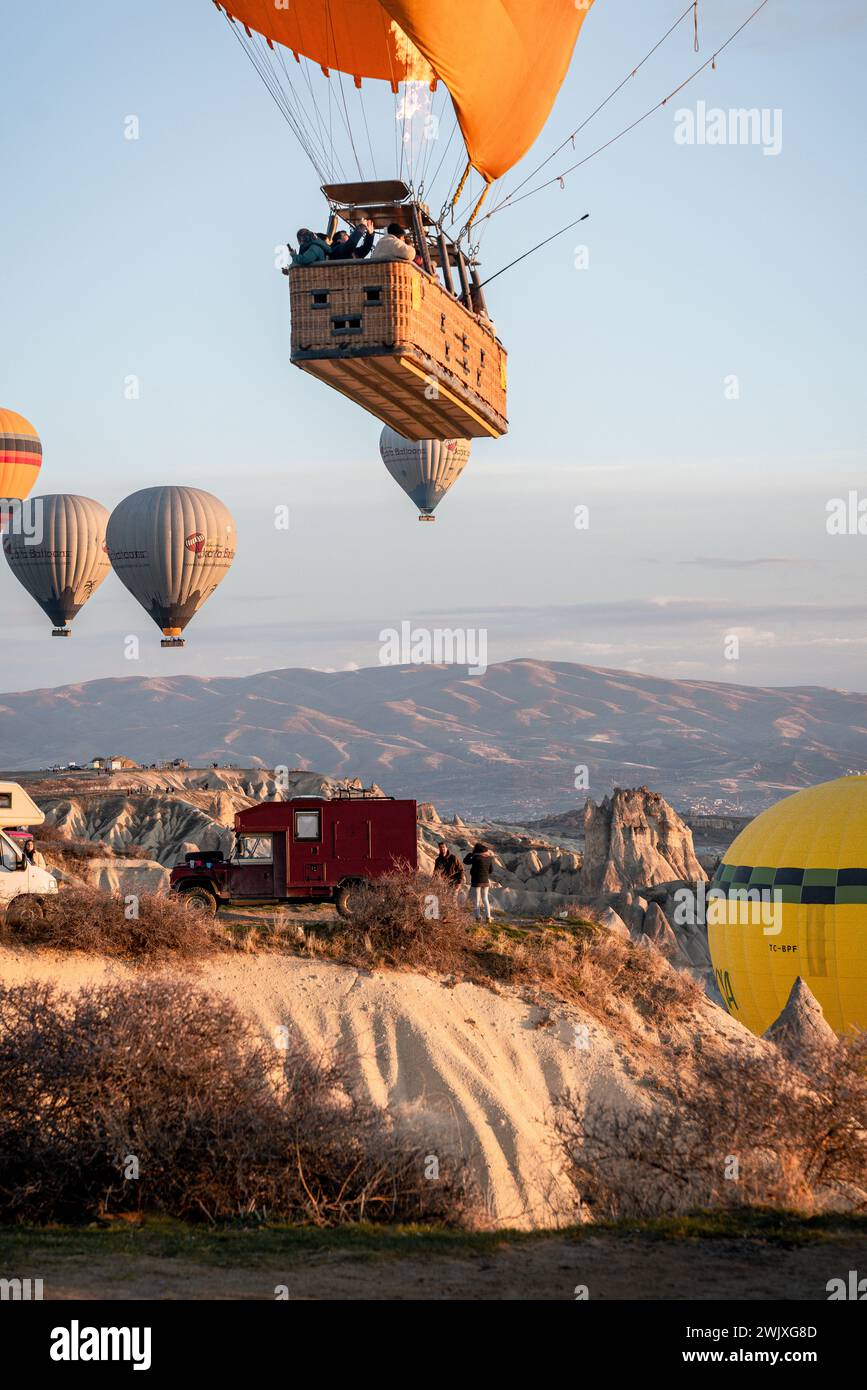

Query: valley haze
[1,658,864,819]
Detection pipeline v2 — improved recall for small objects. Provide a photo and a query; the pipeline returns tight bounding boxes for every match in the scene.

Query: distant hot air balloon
[0,409,42,526]
[107,486,236,648]
[2,494,111,637]
[379,428,471,520]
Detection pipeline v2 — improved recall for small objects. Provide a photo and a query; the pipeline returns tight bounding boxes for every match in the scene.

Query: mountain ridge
[1,659,865,818]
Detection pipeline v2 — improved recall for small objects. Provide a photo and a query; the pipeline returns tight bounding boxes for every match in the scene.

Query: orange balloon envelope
[219,0,595,181]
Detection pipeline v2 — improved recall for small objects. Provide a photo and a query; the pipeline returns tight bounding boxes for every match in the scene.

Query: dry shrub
[0,886,224,961]
[322,870,476,974]
[569,927,704,1026]
[0,978,479,1227]
[556,1035,867,1219]
[312,871,701,1026]
[472,926,701,1029]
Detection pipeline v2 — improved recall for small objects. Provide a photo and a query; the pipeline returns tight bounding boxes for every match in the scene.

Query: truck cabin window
[234,834,273,863]
[0,794,11,809]
[294,810,321,841]
[0,836,21,872]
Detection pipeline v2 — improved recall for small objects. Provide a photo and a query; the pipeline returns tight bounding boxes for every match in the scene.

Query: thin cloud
[674,556,806,570]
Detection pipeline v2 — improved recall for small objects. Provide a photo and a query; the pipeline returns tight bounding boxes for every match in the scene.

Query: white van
[0,783,58,908]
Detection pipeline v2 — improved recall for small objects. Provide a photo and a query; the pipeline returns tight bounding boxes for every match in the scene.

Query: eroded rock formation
[579,787,706,897]
[764,977,838,1067]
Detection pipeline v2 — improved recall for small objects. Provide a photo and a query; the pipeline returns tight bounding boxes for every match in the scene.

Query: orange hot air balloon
[217,1,595,184]
[0,409,42,524]
[213,2,597,440]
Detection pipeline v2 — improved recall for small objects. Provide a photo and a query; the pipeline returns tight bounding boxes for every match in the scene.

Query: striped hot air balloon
[2,494,111,636]
[0,409,42,526]
[107,486,236,647]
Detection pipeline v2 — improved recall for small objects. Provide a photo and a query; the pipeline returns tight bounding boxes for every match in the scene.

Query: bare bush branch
[0,978,480,1227]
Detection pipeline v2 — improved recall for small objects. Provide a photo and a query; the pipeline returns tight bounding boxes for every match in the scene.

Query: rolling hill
[1,660,865,817]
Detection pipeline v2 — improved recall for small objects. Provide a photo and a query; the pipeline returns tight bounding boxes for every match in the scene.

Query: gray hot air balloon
[2,494,111,637]
[106,486,236,648]
[379,428,472,521]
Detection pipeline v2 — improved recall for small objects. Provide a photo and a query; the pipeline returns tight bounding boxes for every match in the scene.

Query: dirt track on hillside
[27,1233,867,1301]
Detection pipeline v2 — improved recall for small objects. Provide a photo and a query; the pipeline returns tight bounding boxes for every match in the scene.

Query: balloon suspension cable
[476,214,589,291]
[478,0,769,227]
[449,160,472,212]
[462,179,492,238]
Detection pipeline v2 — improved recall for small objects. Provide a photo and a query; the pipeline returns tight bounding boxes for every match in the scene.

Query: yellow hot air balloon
[2,494,111,637]
[707,776,867,1036]
[379,427,471,520]
[107,486,236,648]
[0,408,42,524]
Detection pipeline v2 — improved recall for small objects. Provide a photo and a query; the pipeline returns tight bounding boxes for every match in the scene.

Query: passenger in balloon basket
[370,223,417,264]
[281,227,331,272]
[329,217,375,260]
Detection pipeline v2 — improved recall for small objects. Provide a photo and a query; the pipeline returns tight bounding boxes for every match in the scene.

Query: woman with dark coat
[463,842,494,922]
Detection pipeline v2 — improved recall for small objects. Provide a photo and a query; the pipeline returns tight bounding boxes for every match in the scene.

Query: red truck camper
[169,793,417,917]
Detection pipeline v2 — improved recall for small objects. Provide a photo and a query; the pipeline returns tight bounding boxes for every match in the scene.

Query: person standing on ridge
[433,840,464,890]
[463,841,495,922]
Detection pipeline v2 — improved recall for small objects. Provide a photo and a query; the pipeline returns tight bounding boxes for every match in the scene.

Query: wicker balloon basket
[289,260,508,440]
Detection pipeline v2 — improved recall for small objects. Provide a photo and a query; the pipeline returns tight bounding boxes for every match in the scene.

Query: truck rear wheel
[335,884,355,919]
[179,885,218,918]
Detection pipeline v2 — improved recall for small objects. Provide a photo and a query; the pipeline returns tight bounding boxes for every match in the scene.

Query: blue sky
[1,0,865,693]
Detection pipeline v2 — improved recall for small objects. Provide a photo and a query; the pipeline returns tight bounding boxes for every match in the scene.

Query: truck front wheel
[6,893,46,927]
[179,885,218,918]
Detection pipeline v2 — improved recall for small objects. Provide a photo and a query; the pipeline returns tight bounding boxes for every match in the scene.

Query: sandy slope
[0,946,750,1229]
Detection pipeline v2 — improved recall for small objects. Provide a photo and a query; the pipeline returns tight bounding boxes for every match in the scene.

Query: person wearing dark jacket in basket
[329,219,374,261]
[463,841,494,922]
[433,841,464,890]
